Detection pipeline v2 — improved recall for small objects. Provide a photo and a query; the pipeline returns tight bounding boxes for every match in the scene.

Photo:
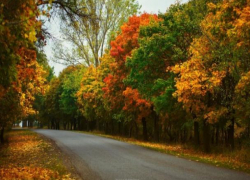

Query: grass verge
[0,129,77,180]
[78,130,250,174]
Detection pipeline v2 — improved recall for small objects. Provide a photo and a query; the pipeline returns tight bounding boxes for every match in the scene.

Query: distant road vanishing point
[34,129,250,180]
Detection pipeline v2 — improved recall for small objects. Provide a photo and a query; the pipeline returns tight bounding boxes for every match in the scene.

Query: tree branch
[37,0,90,19]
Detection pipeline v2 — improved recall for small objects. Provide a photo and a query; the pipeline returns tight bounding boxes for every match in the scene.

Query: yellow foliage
[0,130,75,180]
[204,107,228,124]
[77,53,115,117]
[28,30,37,42]
[15,48,47,117]
[171,0,250,122]
[207,2,217,10]
[0,167,60,180]
[235,71,250,94]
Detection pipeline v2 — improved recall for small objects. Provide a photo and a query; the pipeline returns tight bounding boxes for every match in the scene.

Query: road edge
[36,131,102,180]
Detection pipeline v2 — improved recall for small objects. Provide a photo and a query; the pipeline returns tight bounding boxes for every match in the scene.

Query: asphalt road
[34,129,250,180]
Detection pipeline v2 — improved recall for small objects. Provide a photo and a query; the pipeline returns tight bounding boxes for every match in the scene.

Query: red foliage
[123,87,151,120]
[103,13,160,117]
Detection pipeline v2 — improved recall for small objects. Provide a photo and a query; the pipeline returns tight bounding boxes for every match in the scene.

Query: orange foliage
[123,87,151,120]
[110,13,159,61]
[0,0,45,127]
[15,47,46,116]
[171,52,226,118]
[0,167,60,180]
[103,13,160,116]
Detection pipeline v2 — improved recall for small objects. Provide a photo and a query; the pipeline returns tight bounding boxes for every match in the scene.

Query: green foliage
[152,78,175,114]
[60,65,85,117]
[125,2,202,117]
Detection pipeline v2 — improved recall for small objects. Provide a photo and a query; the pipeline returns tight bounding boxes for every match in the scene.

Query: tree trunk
[224,129,228,145]
[48,120,50,129]
[0,127,5,144]
[28,120,33,128]
[74,118,77,130]
[51,120,54,129]
[152,109,159,142]
[215,125,219,145]
[134,121,138,139]
[78,118,81,130]
[248,122,250,138]
[86,121,89,131]
[96,118,99,131]
[22,120,27,127]
[129,123,133,138]
[142,117,148,141]
[123,123,127,136]
[118,122,122,135]
[105,122,108,134]
[228,118,235,150]
[111,119,114,134]
[182,128,187,143]
[203,120,211,153]
[194,121,200,145]
[211,126,215,145]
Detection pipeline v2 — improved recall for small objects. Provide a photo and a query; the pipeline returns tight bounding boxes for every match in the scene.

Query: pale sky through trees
[45,0,188,76]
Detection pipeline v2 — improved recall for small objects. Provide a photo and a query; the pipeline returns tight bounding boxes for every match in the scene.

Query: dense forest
[1,0,250,153]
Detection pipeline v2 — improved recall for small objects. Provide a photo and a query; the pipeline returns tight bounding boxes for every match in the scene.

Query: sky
[44,0,189,76]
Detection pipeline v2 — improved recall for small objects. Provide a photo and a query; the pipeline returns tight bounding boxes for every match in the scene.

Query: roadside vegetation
[0,129,76,180]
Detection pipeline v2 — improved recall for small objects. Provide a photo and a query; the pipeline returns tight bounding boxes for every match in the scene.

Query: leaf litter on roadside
[0,130,75,180]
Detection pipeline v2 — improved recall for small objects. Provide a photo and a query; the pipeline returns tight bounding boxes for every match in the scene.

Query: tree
[0,0,46,142]
[125,1,206,142]
[52,0,140,67]
[102,13,159,138]
[60,65,85,130]
[231,0,250,139]
[0,0,41,91]
[77,53,114,131]
[0,0,116,141]
[172,0,250,151]
[43,77,61,129]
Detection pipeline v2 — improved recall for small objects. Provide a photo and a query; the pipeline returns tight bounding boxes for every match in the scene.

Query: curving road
[34,129,250,180]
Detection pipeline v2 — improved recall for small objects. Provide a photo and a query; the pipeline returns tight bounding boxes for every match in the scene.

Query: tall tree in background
[125,2,196,142]
[43,65,83,130]
[124,0,220,142]
[103,13,160,139]
[77,53,114,131]
[52,0,140,67]
[60,65,85,130]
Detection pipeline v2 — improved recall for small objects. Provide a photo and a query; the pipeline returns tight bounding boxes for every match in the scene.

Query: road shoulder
[36,130,102,180]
